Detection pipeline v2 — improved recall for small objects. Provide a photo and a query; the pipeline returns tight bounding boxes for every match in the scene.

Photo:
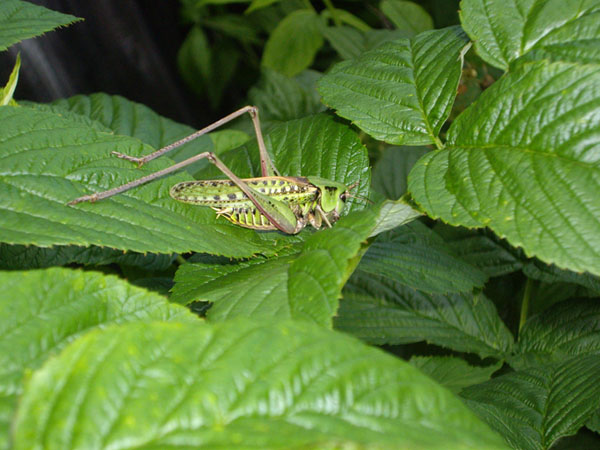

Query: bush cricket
[68,106,360,234]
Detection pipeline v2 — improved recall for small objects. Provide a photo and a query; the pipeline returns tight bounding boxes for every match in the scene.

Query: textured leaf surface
[408,60,600,276]
[435,225,523,277]
[380,0,433,34]
[511,299,600,369]
[372,146,429,199]
[523,260,600,294]
[13,320,509,449]
[0,268,196,450]
[410,356,502,394]
[359,221,488,294]
[318,26,469,145]
[335,269,514,358]
[0,107,366,257]
[0,0,80,51]
[171,200,416,326]
[247,69,325,123]
[0,243,175,270]
[460,0,600,69]
[461,355,600,450]
[262,10,324,77]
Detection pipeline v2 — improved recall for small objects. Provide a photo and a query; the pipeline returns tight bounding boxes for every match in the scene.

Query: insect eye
[340,193,348,202]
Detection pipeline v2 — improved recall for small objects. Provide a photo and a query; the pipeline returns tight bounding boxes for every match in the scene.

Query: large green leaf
[461,355,600,450]
[359,221,488,294]
[511,298,600,369]
[0,107,366,257]
[318,26,469,146]
[335,269,514,359]
[0,0,80,51]
[460,0,600,70]
[171,200,419,326]
[0,243,175,270]
[409,60,600,276]
[12,320,509,449]
[262,9,324,77]
[410,356,502,394]
[0,268,196,450]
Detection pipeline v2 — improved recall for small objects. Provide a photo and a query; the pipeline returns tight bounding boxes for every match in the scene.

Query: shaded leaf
[248,69,325,123]
[0,0,80,51]
[511,298,600,369]
[461,355,600,450]
[372,146,429,199]
[435,225,523,278]
[360,221,488,294]
[0,243,175,270]
[410,356,502,394]
[408,60,600,276]
[380,0,433,34]
[13,320,509,449]
[335,269,514,359]
[523,260,600,294]
[262,9,324,77]
[319,26,469,145]
[0,268,196,450]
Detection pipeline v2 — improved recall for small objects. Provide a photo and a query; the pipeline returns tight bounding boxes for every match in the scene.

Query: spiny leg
[111,105,278,177]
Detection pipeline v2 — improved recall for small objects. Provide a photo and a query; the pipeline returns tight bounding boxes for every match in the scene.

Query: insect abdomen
[218,206,278,230]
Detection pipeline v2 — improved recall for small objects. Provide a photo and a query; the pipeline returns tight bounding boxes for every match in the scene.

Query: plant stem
[303,0,316,12]
[519,278,533,333]
[176,254,187,265]
[323,0,341,26]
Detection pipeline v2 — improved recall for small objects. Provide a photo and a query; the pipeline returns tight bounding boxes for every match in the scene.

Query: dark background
[0,0,208,126]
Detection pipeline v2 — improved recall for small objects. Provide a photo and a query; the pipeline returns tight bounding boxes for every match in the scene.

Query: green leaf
[335,270,514,358]
[460,0,600,70]
[511,299,600,369]
[170,199,416,326]
[318,26,469,146]
[248,68,325,123]
[171,253,295,319]
[12,320,509,449]
[372,146,430,199]
[0,0,81,51]
[380,0,433,34]
[322,25,366,60]
[368,198,422,237]
[434,225,523,278]
[321,8,372,31]
[246,0,281,14]
[360,221,488,294]
[262,9,325,77]
[0,53,20,106]
[0,243,175,270]
[410,356,502,394]
[461,355,600,450]
[0,268,196,450]
[523,260,600,294]
[177,26,212,95]
[408,60,600,276]
[0,107,365,257]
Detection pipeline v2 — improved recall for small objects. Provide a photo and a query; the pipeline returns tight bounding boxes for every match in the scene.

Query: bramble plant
[1,0,599,449]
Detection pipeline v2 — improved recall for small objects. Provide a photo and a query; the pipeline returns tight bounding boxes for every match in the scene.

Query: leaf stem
[303,0,316,12]
[176,254,187,265]
[519,278,533,333]
[322,0,341,26]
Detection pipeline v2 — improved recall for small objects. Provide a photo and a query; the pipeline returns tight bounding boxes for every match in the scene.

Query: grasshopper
[69,106,359,234]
